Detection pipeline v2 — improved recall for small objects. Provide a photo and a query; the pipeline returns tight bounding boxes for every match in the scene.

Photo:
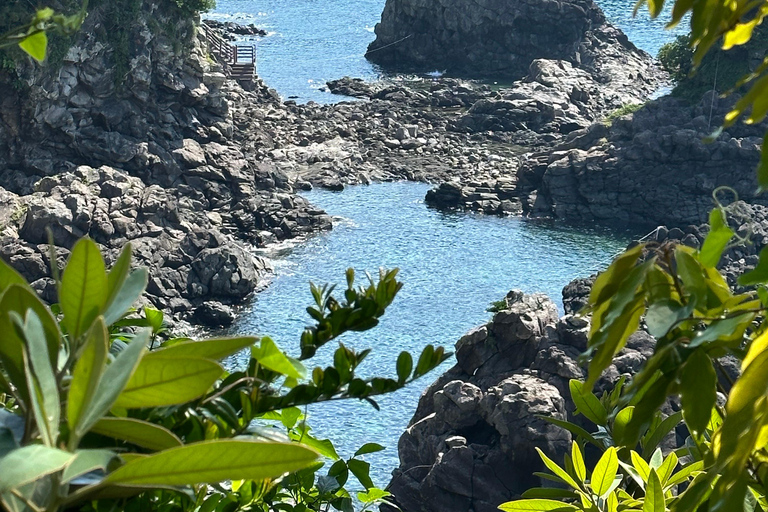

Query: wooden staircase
[201,22,256,87]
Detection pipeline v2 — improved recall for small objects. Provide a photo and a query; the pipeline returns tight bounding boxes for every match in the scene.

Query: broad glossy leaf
[252,337,304,379]
[155,337,256,361]
[591,447,618,497]
[700,209,734,267]
[498,499,578,511]
[357,488,390,504]
[91,417,182,451]
[612,406,635,446]
[102,440,317,486]
[69,317,108,437]
[688,313,752,348]
[60,238,108,340]
[61,449,118,484]
[680,349,716,435]
[289,425,339,460]
[642,469,665,512]
[114,353,222,409]
[19,311,59,447]
[102,269,148,326]
[645,300,685,339]
[665,461,704,489]
[569,380,607,425]
[0,445,74,492]
[539,416,600,448]
[0,284,60,400]
[79,331,147,430]
[105,245,132,314]
[19,31,47,63]
[521,488,579,500]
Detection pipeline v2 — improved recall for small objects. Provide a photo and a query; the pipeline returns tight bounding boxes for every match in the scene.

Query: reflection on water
[224,182,638,486]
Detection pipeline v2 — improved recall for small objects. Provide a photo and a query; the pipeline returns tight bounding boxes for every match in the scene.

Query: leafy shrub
[0,238,448,512]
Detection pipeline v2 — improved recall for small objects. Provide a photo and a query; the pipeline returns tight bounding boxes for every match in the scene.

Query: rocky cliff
[366,0,658,83]
[0,2,331,327]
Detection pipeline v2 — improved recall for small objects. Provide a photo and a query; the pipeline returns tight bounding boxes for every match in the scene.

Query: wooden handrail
[201,21,257,83]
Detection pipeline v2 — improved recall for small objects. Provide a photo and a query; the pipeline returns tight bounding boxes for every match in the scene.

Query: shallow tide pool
[224,182,639,486]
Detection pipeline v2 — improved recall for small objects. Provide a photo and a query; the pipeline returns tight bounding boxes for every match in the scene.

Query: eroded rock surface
[387,291,665,512]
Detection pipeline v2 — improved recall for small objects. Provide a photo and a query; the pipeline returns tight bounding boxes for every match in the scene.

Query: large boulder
[367,0,658,85]
[387,291,659,512]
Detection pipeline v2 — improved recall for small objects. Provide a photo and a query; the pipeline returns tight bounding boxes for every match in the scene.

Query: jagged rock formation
[0,3,331,326]
[427,92,767,226]
[517,93,768,226]
[366,0,659,84]
[387,290,664,512]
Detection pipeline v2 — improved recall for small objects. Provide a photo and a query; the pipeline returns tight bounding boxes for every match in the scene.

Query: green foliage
[0,238,449,512]
[0,3,87,65]
[604,102,645,122]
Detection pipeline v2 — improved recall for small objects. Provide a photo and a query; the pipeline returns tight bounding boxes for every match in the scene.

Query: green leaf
[102,269,148,326]
[656,453,678,485]
[630,451,651,483]
[68,317,108,437]
[569,380,608,425]
[758,132,768,191]
[61,449,118,484]
[114,353,223,409]
[396,352,413,384]
[589,244,645,306]
[357,488,390,504]
[144,306,164,333]
[679,349,716,435]
[535,447,581,490]
[60,238,108,340]
[79,331,147,429]
[347,458,374,489]
[0,259,28,295]
[498,500,578,511]
[612,406,635,446]
[0,284,61,402]
[642,469,665,512]
[740,246,768,286]
[91,418,182,451]
[570,443,586,483]
[155,337,256,361]
[354,443,385,457]
[102,440,317,486]
[289,425,339,460]
[641,412,682,458]
[0,445,74,492]
[665,461,704,489]
[252,337,304,379]
[591,447,618,497]
[19,31,47,63]
[700,208,734,267]
[645,300,686,339]
[19,310,60,447]
[688,313,752,348]
[104,245,132,313]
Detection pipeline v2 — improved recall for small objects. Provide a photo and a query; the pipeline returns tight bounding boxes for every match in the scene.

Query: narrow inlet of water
[224,182,638,487]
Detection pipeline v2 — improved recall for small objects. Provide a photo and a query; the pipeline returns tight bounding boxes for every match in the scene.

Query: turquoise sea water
[210,0,671,491]
[209,0,685,103]
[224,183,638,487]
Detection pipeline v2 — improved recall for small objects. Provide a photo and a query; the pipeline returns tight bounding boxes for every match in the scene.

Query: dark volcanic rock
[519,92,768,227]
[387,291,662,512]
[367,0,658,84]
